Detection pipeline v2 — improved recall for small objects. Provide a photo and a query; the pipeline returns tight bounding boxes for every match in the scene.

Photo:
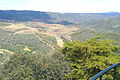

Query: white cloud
[27,0,120,13]
[0,0,120,13]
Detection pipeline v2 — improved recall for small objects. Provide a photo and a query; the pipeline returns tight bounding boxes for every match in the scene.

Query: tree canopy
[0,53,69,80]
[62,37,120,79]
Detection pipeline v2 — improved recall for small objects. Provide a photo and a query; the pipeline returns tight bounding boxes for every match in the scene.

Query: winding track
[0,49,16,55]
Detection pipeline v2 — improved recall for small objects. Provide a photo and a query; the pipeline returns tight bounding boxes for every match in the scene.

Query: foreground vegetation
[62,37,120,79]
[0,37,120,80]
[0,52,70,80]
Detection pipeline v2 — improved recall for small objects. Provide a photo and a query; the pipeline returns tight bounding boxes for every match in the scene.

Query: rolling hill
[0,10,120,26]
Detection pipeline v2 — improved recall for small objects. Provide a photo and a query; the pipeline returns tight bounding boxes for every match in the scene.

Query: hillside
[92,16,120,33]
[0,10,120,26]
[0,22,79,55]
[48,12,119,26]
[0,10,120,54]
[0,10,120,55]
[0,10,51,22]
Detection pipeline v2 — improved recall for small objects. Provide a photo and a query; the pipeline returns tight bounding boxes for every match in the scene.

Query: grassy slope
[0,25,56,56]
[71,28,96,41]
[98,33,120,44]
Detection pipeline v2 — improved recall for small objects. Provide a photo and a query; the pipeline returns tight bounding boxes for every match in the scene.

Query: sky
[0,0,120,13]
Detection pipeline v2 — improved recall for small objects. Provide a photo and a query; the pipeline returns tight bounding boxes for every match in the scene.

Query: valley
[0,21,80,56]
[0,10,120,80]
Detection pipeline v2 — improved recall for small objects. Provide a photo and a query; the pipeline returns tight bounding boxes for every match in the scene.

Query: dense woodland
[0,37,120,80]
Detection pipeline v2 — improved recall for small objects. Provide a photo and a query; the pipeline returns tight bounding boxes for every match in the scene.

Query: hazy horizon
[1,9,120,14]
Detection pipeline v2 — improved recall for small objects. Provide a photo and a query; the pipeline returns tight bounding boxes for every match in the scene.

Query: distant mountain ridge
[99,12,120,15]
[0,10,51,22]
[0,10,120,25]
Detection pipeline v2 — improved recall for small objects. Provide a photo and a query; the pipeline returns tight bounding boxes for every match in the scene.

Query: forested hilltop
[0,10,120,79]
[0,10,120,24]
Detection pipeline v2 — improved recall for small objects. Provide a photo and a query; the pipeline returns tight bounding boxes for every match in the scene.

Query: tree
[62,37,120,80]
